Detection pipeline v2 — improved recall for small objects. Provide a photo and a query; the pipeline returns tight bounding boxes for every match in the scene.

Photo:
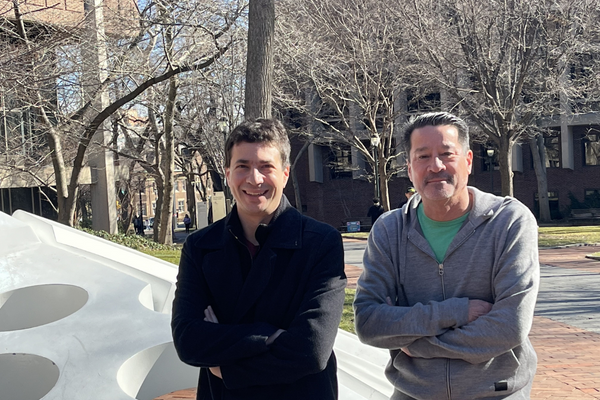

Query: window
[543,128,561,168]
[407,91,441,114]
[535,191,561,220]
[584,189,600,208]
[583,131,600,166]
[327,145,353,180]
[569,54,600,112]
[178,200,185,212]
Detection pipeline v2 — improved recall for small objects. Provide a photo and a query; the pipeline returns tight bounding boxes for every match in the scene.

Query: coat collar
[405,186,506,233]
[194,195,302,250]
[194,195,303,323]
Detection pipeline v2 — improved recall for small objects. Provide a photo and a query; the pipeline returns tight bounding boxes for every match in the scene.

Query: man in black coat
[171,118,347,400]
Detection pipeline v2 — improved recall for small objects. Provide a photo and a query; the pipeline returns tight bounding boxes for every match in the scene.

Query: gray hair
[401,112,470,156]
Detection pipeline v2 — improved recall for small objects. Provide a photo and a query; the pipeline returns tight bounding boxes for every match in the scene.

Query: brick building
[285,108,600,230]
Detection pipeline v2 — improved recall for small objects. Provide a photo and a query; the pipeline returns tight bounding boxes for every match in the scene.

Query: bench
[340,217,372,232]
[569,208,600,225]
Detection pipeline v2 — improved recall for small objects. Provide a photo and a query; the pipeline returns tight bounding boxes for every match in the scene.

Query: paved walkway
[155,244,600,400]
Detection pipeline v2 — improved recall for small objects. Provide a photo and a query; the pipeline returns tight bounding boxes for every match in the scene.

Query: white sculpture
[0,210,392,400]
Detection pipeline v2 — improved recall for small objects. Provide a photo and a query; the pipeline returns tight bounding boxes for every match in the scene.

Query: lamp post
[217,117,231,211]
[370,135,381,200]
[486,148,495,194]
[137,176,145,235]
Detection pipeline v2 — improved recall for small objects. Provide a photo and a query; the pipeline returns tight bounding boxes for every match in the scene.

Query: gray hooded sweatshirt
[354,187,540,400]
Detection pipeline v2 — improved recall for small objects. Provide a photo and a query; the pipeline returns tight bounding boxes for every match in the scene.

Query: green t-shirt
[417,203,469,263]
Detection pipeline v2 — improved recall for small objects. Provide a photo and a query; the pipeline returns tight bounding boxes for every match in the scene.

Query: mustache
[425,174,454,184]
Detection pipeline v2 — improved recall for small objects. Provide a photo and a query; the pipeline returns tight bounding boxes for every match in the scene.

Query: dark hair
[401,112,470,156]
[224,118,291,168]
[373,197,380,204]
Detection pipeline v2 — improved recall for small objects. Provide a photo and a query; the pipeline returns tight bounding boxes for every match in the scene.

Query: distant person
[354,111,540,399]
[172,118,346,400]
[367,197,384,225]
[133,215,143,235]
[398,186,416,209]
[183,214,191,234]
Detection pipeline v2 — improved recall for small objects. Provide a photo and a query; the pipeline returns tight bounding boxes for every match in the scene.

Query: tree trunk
[379,150,390,211]
[244,0,274,119]
[153,176,163,242]
[185,173,197,228]
[530,135,551,222]
[290,139,311,212]
[158,75,177,245]
[497,136,514,197]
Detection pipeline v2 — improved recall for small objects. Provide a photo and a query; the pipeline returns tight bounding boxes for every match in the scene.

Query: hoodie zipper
[438,262,451,400]
[438,230,476,400]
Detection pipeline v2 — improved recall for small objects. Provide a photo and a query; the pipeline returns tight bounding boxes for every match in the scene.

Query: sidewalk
[155,245,600,400]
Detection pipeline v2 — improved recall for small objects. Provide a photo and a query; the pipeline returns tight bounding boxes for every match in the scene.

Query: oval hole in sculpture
[117,342,198,400]
[0,284,88,331]
[0,353,59,400]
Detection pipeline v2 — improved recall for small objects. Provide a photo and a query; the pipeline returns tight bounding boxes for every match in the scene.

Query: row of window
[327,130,600,181]
[539,129,600,168]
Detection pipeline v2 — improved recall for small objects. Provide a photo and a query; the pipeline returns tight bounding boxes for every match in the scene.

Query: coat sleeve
[171,239,279,367]
[405,211,540,364]
[354,216,470,349]
[218,229,347,390]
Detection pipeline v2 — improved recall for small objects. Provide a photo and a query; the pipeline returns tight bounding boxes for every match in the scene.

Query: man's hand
[204,305,219,323]
[468,299,493,323]
[266,329,285,345]
[209,366,222,379]
[204,306,223,379]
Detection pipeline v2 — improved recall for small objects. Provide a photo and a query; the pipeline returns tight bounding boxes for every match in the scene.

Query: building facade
[285,97,600,229]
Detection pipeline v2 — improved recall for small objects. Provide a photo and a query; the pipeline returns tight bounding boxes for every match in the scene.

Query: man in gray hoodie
[354,112,539,400]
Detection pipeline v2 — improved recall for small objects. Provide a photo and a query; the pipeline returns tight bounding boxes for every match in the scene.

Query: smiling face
[225,141,290,225]
[407,124,473,207]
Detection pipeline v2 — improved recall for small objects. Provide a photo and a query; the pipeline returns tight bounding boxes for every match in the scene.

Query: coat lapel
[201,197,303,323]
[232,247,276,321]
[201,238,245,322]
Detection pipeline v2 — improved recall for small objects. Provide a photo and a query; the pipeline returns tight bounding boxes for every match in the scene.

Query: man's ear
[283,165,290,186]
[466,150,474,174]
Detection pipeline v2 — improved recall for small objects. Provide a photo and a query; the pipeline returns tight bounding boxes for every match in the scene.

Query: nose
[246,167,264,185]
[428,156,446,172]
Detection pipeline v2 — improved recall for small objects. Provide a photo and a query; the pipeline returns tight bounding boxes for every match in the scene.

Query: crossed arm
[354,214,539,364]
[171,230,346,389]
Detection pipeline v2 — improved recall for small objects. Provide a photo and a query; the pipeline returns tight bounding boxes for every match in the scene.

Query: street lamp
[486,148,495,194]
[137,176,145,236]
[370,135,381,200]
[217,117,231,211]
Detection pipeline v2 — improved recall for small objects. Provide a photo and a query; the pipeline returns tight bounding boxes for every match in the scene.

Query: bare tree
[395,0,600,205]
[0,0,246,236]
[275,0,409,211]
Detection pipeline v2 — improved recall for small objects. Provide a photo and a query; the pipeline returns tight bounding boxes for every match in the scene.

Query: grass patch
[538,226,600,247]
[340,289,356,334]
[143,250,181,265]
[79,227,180,251]
[341,232,369,240]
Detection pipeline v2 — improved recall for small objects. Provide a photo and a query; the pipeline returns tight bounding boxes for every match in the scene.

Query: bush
[78,227,179,251]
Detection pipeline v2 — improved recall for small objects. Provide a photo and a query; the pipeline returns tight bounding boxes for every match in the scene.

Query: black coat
[171,200,347,400]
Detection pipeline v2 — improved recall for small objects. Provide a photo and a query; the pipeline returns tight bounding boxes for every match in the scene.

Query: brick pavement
[155,245,600,400]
